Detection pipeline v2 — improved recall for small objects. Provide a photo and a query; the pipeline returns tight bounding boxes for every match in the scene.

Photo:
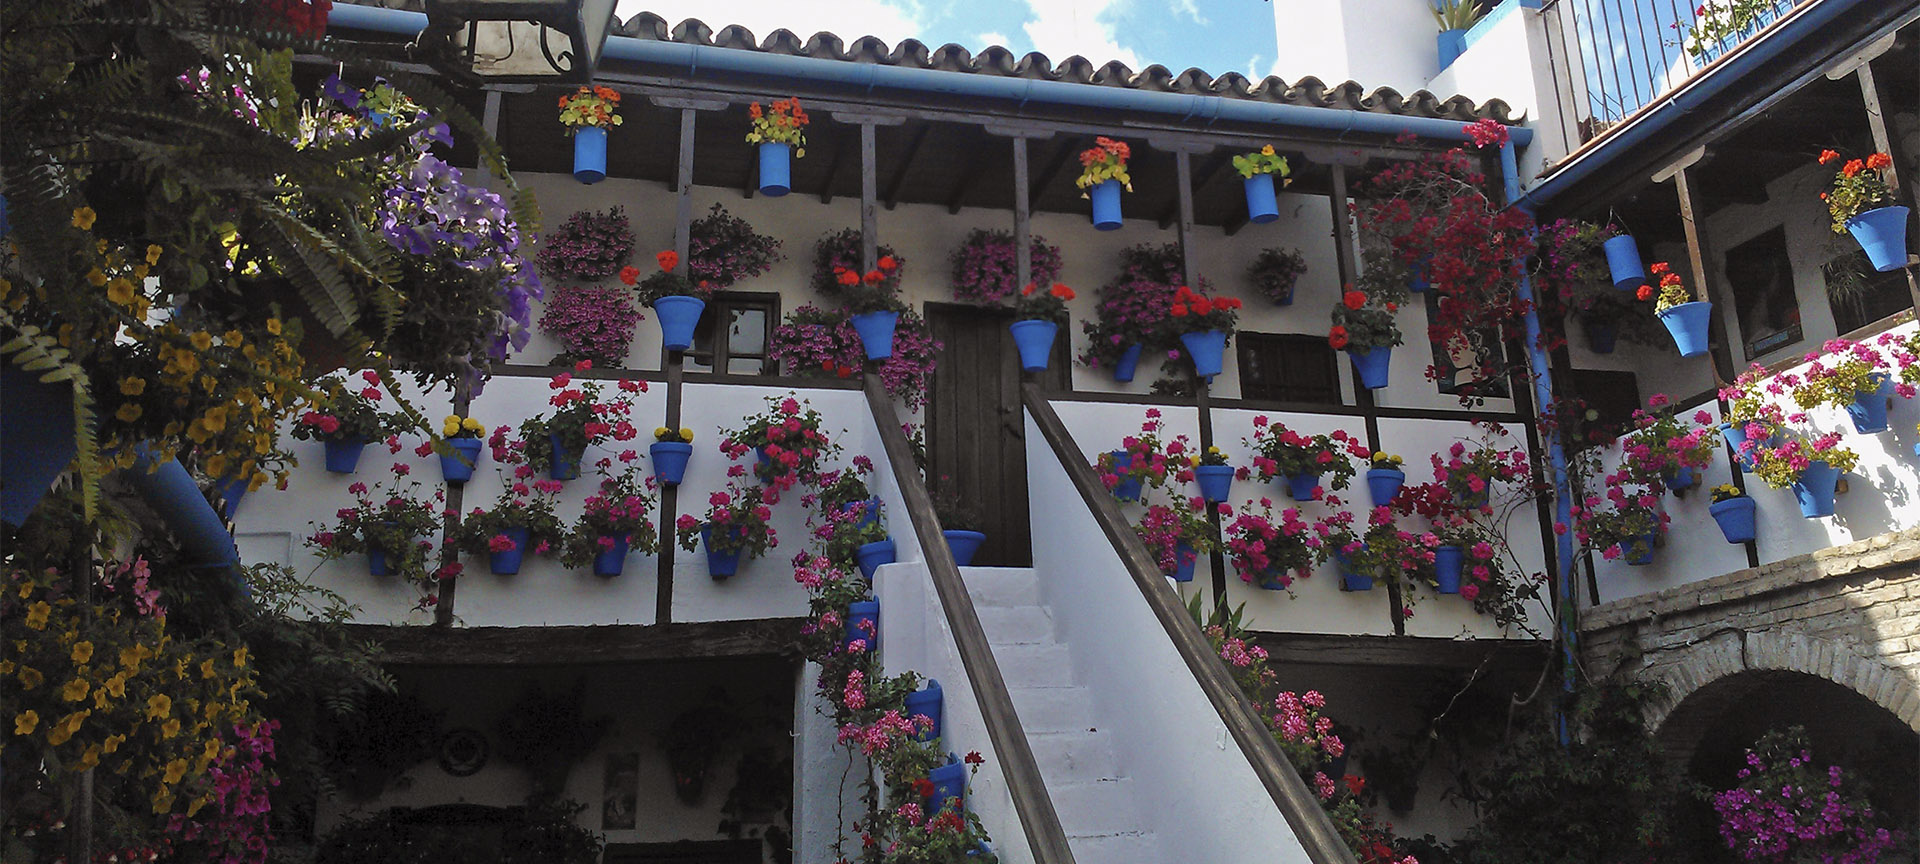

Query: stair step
[989,643,1076,688]
[975,606,1053,643]
[1028,731,1120,781]
[1048,778,1146,836]
[1007,686,1096,732]
[961,567,1040,607]
[1066,831,1162,864]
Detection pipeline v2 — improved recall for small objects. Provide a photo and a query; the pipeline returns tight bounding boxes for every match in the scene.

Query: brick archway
[1642,629,1920,735]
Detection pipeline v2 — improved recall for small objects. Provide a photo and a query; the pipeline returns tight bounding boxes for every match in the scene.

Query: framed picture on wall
[1725,227,1802,359]
[603,752,639,830]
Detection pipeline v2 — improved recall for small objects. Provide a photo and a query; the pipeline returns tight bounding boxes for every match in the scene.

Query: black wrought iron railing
[862,374,1077,864]
[1542,0,1803,143]
[1019,383,1359,864]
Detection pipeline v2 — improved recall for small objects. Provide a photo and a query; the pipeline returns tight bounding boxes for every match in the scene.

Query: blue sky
[615,0,1283,80]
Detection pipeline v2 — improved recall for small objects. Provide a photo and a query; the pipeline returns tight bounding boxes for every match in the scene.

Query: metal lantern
[421,0,618,82]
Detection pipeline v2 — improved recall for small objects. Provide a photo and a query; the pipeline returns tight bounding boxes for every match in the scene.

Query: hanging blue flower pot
[573,126,607,184]
[845,600,880,651]
[1657,301,1712,358]
[489,526,530,575]
[850,310,898,361]
[1437,28,1468,69]
[1009,320,1057,372]
[214,476,248,520]
[324,438,368,474]
[367,545,392,577]
[927,759,966,813]
[1180,330,1227,379]
[856,538,898,581]
[1348,346,1392,390]
[845,498,883,529]
[1792,460,1840,518]
[1434,545,1463,594]
[1335,550,1372,591]
[903,679,943,742]
[943,530,986,566]
[1720,422,1781,471]
[758,142,792,196]
[1106,451,1143,501]
[1113,343,1144,383]
[1846,373,1894,434]
[653,295,706,353]
[702,524,748,578]
[549,432,582,481]
[1709,497,1756,544]
[1620,534,1656,566]
[1168,542,1197,582]
[1846,205,1911,272]
[1366,468,1405,507]
[1089,179,1123,230]
[650,441,692,486]
[1408,254,1433,294]
[1663,465,1696,494]
[440,437,484,485]
[593,534,630,576]
[1244,174,1279,224]
[1285,472,1321,501]
[1194,464,1234,503]
[1583,317,1618,354]
[1604,234,1646,290]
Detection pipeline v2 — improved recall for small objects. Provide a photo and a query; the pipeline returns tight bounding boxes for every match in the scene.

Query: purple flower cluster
[947,228,1063,304]
[1712,730,1903,863]
[1079,242,1208,370]
[538,284,643,365]
[810,229,904,295]
[688,203,783,288]
[536,206,635,280]
[768,305,942,409]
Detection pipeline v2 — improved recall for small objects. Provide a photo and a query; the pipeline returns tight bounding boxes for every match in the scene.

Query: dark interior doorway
[924,303,1069,567]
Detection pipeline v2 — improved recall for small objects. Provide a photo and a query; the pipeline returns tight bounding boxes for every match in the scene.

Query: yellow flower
[681,428,694,442]
[13,710,38,736]
[655,426,670,439]
[161,718,182,739]
[102,733,125,754]
[61,678,89,702]
[77,744,101,770]
[86,268,109,287]
[164,758,189,784]
[72,207,97,230]
[1261,144,1275,156]
[462,418,484,433]
[106,277,136,306]
[70,641,94,664]
[18,667,44,689]
[205,454,229,478]
[200,659,216,679]
[146,244,164,265]
[120,376,147,396]
[189,331,213,351]
[24,601,49,630]
[202,405,228,433]
[116,403,143,423]
[265,318,283,336]
[146,692,172,720]
[121,644,149,669]
[151,788,175,814]
[232,646,248,667]
[104,673,127,698]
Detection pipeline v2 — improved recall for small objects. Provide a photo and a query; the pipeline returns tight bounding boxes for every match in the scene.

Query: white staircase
[965,568,1162,863]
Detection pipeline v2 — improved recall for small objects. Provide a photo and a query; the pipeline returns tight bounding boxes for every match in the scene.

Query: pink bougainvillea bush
[537,283,643,366]
[1711,727,1904,863]
[535,206,634,281]
[947,228,1063,304]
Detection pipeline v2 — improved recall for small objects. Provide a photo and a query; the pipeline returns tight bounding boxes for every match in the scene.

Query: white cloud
[1018,0,1139,68]
[976,31,1012,49]
[617,0,928,46]
[1173,0,1206,26]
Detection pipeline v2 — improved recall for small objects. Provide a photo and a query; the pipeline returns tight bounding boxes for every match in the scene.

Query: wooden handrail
[863,374,1077,864]
[1020,382,1360,864]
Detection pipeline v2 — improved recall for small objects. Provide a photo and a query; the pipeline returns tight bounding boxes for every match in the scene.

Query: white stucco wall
[1271,0,1450,95]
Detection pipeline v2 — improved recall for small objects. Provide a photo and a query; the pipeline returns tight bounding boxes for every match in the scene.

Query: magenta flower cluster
[688,203,783,288]
[537,284,643,366]
[1712,735,1903,862]
[947,228,1063,304]
[768,305,943,410]
[535,206,635,280]
[166,720,280,864]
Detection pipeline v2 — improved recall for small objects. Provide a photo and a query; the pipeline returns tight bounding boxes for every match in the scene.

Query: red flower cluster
[1328,325,1350,350]
[1168,284,1241,317]
[655,250,679,272]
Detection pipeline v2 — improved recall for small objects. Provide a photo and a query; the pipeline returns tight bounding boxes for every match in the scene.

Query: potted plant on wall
[1309,506,1371,590]
[557,85,622,184]
[306,469,445,583]
[1248,247,1308,306]
[1233,145,1290,224]
[516,365,644,481]
[932,484,988,567]
[537,283,643,368]
[745,99,809,197]
[687,203,784,289]
[1365,452,1406,506]
[1432,0,1485,69]
[1242,417,1367,502]
[1783,336,1913,435]
[1574,473,1668,565]
[1159,284,1242,380]
[1223,500,1313,591]
[1076,137,1132,231]
[1137,499,1219,582]
[1820,150,1909,272]
[1097,411,1176,502]
[1639,261,1711,358]
[434,413,487,485]
[453,478,568,576]
[1009,282,1076,373]
[949,228,1064,306]
[720,394,839,504]
[561,454,659,577]
[650,426,696,487]
[1621,395,1720,495]
[1329,286,1403,390]
[1750,431,1858,518]
[1707,484,1757,544]
[292,373,396,474]
[627,250,712,354]
[676,484,778,579]
[536,206,635,282]
[1432,433,1530,513]
[1190,446,1236,504]
[838,257,907,361]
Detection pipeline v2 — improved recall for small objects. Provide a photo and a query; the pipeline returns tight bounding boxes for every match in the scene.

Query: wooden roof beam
[882,123,934,210]
[1159,150,1233,229]
[1028,138,1078,203]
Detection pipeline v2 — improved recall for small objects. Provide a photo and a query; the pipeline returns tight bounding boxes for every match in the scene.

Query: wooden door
[925,304,1069,567]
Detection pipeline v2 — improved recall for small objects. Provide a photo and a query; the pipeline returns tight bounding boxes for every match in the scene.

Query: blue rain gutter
[328,3,1532,147]
[1515,0,1872,210]
[126,447,242,577]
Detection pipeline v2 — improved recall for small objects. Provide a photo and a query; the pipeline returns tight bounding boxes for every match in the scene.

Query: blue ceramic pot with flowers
[324,438,367,474]
[903,679,943,742]
[855,538,897,581]
[1433,545,1463,594]
[1194,464,1233,503]
[489,526,530,575]
[1106,450,1144,501]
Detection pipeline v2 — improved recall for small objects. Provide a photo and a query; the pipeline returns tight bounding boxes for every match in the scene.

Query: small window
[686,292,777,376]
[1725,227,1802,359]
[1237,332,1340,404]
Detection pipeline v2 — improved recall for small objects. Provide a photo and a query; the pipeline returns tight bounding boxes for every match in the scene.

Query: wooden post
[656,108,703,625]
[1853,63,1920,309]
[860,122,878,272]
[1013,136,1032,292]
[433,379,475,627]
[1171,147,1229,613]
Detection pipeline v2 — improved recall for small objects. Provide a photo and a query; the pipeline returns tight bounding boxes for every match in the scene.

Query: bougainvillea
[947,229,1063,304]
[537,284,643,366]
[536,207,635,281]
[687,203,783,289]
[1712,727,1903,862]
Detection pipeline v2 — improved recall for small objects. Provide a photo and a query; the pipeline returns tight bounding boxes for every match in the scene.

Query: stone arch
[1639,629,1920,737]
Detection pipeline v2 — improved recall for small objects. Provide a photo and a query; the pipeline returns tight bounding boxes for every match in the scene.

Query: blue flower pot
[1584,317,1618,354]
[1180,329,1227,379]
[1408,254,1433,294]
[758,142,791,196]
[903,679,943,742]
[1089,179,1123,230]
[1349,346,1391,390]
[214,476,247,520]
[440,437,483,485]
[845,498,883,529]
[593,534,629,577]
[1437,28,1468,69]
[943,530,986,566]
[1657,301,1712,358]
[367,545,391,577]
[1709,497,1756,544]
[1621,533,1656,566]
[702,524,747,578]
[1107,451,1143,501]
[1194,464,1234,503]
[1009,319,1057,372]
[489,526,530,575]
[549,432,582,481]
[1366,468,1405,507]
[572,126,607,184]
[856,538,898,581]
[1434,545,1462,594]
[1792,460,1840,518]
[1285,472,1321,501]
[653,295,706,353]
[1721,422,1781,471]
[1846,205,1910,272]
[1846,373,1894,434]
[1663,465,1696,493]
[1113,343,1143,383]
[1254,567,1289,591]
[324,438,367,474]
[1339,571,1373,592]
[1168,542,1197,582]
[850,310,898,360]
[845,599,879,651]
[1244,174,1279,224]
[650,441,692,486]
[927,759,966,813]
[1604,234,1646,290]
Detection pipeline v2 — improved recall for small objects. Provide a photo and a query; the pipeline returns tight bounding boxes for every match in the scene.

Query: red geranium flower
[877,255,898,271]
[1170,304,1189,317]
[1342,290,1367,310]
[656,250,679,271]
[1328,325,1350,349]
[618,266,640,286]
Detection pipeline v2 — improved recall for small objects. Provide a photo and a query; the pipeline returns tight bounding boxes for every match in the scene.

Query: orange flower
[618,266,640,286]
[1342,290,1367,310]
[656,250,679,272]
[593,86,620,102]
[1866,152,1892,170]
[1328,326,1350,350]
[1649,261,1670,275]
[1843,159,1864,178]
[1818,149,1840,165]
[748,102,763,120]
[557,95,570,108]
[1636,284,1654,302]
[877,255,897,271]
[1049,284,1075,301]
[837,269,860,287]
[1170,304,1189,317]
[1021,282,1037,296]
[863,270,884,285]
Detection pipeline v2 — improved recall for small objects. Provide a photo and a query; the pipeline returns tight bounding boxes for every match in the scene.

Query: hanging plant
[687,203,784,289]
[537,284,643,367]
[809,229,904,295]
[1078,243,1206,383]
[1247,247,1308,305]
[1620,394,1720,494]
[948,228,1063,304]
[767,305,942,409]
[536,206,635,282]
